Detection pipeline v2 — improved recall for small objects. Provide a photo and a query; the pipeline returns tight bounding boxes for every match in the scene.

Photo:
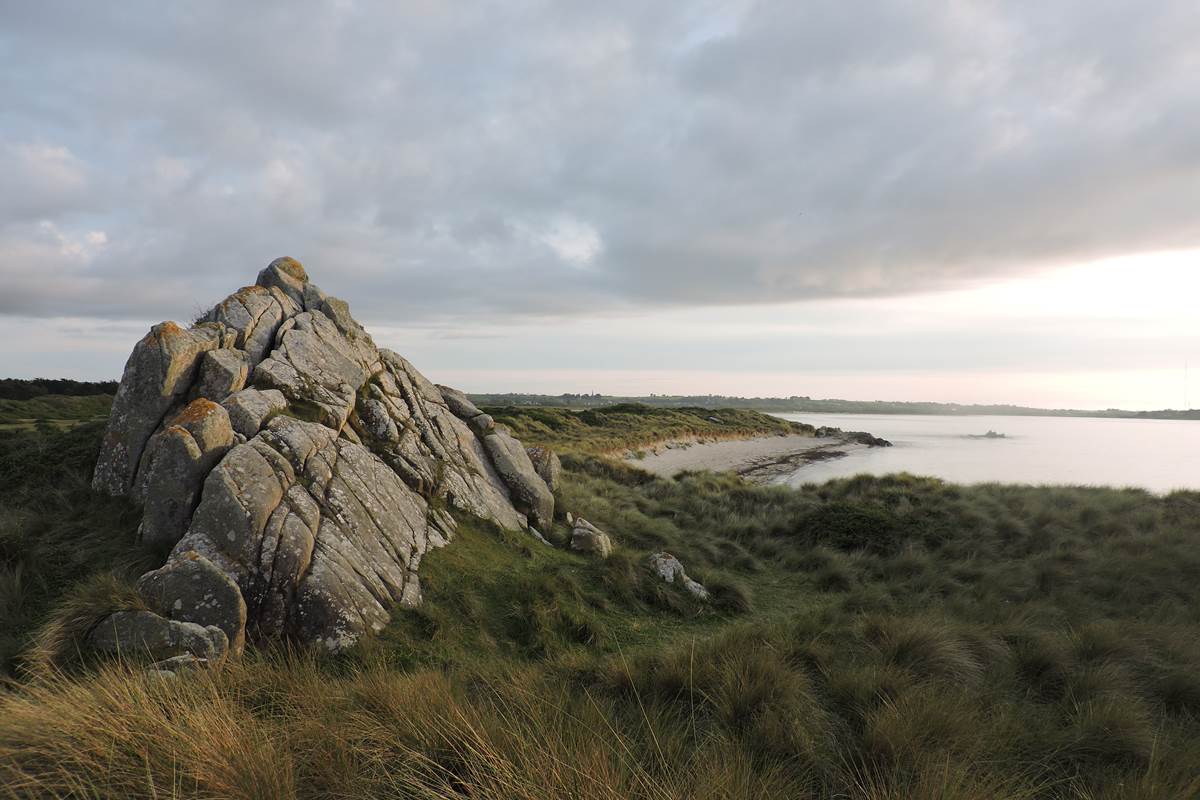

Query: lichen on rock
[91,257,554,658]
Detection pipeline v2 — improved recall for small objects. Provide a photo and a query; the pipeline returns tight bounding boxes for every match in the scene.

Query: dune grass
[483,402,811,455]
[0,423,153,673]
[3,410,1200,797]
[0,394,113,430]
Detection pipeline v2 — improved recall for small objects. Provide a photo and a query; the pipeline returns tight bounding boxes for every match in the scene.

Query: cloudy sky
[3,1,1198,409]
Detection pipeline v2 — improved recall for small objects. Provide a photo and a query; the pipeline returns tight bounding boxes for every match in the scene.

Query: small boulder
[648,552,710,600]
[570,517,613,559]
[88,610,228,664]
[137,552,248,656]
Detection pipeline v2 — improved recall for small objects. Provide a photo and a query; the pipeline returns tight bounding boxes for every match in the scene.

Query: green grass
[0,394,113,430]
[0,423,153,673]
[3,407,1200,797]
[483,402,811,455]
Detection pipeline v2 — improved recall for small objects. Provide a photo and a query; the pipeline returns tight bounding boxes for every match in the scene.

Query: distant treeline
[468,392,1200,421]
[0,378,118,401]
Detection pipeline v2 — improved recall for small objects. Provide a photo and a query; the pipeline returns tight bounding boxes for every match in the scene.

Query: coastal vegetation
[2,397,1200,797]
[484,403,810,455]
[0,395,113,431]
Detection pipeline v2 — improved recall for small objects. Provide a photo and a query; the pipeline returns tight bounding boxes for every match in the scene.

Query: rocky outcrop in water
[92,258,554,656]
[813,427,893,448]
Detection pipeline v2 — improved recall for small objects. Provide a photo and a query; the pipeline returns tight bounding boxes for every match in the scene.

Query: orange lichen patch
[234,285,269,298]
[153,321,185,340]
[159,424,194,443]
[271,256,308,281]
[171,398,222,426]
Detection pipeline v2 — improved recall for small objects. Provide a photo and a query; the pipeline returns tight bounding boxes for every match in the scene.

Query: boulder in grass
[648,552,710,600]
[570,517,613,559]
[136,552,248,656]
[87,610,228,664]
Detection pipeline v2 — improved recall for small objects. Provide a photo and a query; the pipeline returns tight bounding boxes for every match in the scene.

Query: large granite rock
[90,258,553,656]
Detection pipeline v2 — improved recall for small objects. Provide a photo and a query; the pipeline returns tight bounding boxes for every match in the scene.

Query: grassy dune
[2,406,1200,797]
[0,394,113,431]
[484,402,810,455]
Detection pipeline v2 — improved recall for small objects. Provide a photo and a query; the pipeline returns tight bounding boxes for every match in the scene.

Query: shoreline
[624,433,870,484]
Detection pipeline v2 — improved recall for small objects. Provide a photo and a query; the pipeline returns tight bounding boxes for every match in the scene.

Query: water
[772,413,1200,493]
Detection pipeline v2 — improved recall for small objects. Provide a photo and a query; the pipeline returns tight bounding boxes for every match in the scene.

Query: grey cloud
[1,0,1198,324]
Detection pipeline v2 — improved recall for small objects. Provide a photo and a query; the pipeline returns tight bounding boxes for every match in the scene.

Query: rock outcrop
[92,258,554,656]
[814,426,893,448]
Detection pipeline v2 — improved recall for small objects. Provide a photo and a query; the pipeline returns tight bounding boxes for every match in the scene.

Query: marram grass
[3,411,1200,798]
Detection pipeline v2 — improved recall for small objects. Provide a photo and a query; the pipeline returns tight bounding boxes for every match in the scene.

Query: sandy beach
[626,434,865,483]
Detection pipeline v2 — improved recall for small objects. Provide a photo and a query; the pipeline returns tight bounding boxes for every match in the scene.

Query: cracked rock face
[92,257,554,654]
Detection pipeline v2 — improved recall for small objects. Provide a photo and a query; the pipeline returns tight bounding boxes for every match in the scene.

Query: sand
[626,434,864,483]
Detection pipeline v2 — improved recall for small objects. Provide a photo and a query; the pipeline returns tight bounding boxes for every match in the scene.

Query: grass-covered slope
[2,408,1200,797]
[484,402,810,455]
[0,394,113,430]
[0,423,154,672]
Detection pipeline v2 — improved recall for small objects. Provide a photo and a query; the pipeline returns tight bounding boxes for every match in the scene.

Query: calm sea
[773,413,1200,493]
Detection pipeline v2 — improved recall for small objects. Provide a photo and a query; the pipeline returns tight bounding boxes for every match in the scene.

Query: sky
[1,1,1198,409]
